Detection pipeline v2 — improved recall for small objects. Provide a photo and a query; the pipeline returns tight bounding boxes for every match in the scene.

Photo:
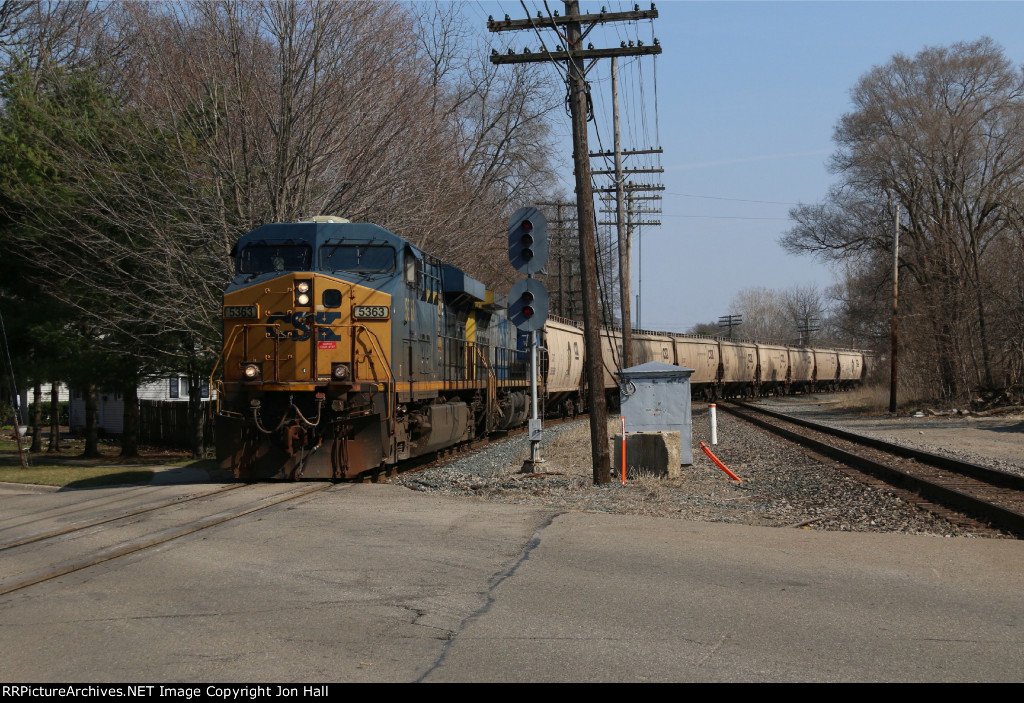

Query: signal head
[508,207,548,274]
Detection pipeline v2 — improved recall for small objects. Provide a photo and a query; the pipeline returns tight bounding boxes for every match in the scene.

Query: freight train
[213,218,867,481]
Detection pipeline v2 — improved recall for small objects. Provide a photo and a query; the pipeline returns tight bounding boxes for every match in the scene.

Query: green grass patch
[0,431,229,487]
[0,464,155,488]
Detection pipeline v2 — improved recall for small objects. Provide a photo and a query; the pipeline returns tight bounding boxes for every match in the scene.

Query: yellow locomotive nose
[220,273,392,388]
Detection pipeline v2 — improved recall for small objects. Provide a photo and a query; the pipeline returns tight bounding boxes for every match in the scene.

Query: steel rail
[721,402,1024,537]
[0,483,332,598]
[732,400,1024,490]
[0,484,248,553]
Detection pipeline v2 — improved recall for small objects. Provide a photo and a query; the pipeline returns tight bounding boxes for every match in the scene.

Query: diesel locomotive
[213,217,867,481]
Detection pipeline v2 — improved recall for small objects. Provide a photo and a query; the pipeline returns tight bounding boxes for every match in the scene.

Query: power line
[665,191,799,206]
[663,214,791,221]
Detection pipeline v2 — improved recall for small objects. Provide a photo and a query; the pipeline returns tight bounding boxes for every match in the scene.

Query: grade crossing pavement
[1,481,1021,682]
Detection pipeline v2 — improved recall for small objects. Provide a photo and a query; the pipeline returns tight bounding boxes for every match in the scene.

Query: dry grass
[832,383,938,414]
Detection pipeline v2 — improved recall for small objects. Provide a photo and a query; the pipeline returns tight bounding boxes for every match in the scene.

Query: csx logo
[266,312,342,341]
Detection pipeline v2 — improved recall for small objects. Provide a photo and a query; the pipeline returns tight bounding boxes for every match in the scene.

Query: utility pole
[797,317,820,346]
[536,200,580,318]
[890,199,900,414]
[489,2,660,485]
[598,187,659,329]
[597,183,661,334]
[611,57,631,367]
[718,314,742,339]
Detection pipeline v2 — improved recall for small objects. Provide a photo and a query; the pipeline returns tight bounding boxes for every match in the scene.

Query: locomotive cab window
[404,248,420,287]
[239,243,312,274]
[320,244,395,273]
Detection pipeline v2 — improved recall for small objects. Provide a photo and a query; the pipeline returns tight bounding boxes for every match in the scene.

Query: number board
[353,305,390,320]
[224,305,259,319]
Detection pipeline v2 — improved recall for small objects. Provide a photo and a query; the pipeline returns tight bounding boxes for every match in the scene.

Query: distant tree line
[688,283,841,347]
[0,0,562,457]
[782,38,1024,405]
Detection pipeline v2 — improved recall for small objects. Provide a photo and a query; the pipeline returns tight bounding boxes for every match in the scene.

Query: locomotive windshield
[239,243,312,274]
[320,244,396,273]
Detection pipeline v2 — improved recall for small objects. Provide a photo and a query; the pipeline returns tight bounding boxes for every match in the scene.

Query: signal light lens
[523,306,535,317]
[522,219,533,232]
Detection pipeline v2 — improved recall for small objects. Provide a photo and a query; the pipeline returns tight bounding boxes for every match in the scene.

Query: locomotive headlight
[297,293,311,306]
[296,281,310,293]
[242,363,262,380]
[331,363,350,381]
[294,280,312,307]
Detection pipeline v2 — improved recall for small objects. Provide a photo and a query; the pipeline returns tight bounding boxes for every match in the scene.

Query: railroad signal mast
[508,208,549,471]
[489,2,661,485]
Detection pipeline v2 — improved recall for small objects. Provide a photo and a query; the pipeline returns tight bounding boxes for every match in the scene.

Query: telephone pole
[598,186,662,330]
[890,199,900,414]
[718,314,742,339]
[489,2,660,484]
[535,200,580,318]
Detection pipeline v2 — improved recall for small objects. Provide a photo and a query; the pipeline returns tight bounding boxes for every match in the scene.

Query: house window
[200,379,210,399]
[169,378,179,399]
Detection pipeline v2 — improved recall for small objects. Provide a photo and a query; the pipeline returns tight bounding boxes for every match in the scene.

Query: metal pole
[529,329,541,465]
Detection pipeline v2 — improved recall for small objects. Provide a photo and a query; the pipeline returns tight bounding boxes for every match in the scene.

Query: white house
[20,377,215,435]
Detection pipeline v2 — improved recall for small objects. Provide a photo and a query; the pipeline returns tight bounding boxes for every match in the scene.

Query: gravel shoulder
[394,394,1021,539]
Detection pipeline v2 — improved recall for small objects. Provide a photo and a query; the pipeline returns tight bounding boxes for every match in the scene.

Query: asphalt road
[1,480,1022,682]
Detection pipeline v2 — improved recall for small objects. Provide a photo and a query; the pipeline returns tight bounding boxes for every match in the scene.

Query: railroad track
[0,482,334,598]
[0,414,582,598]
[721,400,1024,538]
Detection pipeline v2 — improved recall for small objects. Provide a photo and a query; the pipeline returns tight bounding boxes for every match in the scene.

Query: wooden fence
[139,400,216,450]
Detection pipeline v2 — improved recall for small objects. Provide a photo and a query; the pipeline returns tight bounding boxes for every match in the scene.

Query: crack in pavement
[414,511,565,682]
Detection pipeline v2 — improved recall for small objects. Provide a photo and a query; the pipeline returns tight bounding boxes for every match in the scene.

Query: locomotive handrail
[316,323,396,432]
[474,344,499,426]
[210,322,285,412]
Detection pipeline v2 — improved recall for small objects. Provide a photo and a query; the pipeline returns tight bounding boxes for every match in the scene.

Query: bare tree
[782,38,1024,402]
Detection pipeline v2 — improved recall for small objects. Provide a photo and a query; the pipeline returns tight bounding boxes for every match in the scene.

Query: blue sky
[465,1,1024,334]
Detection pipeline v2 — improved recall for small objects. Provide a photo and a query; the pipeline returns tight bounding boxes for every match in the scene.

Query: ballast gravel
[393,403,1013,538]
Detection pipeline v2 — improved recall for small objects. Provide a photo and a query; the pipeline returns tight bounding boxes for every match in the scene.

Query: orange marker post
[699,441,742,482]
[620,416,626,485]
